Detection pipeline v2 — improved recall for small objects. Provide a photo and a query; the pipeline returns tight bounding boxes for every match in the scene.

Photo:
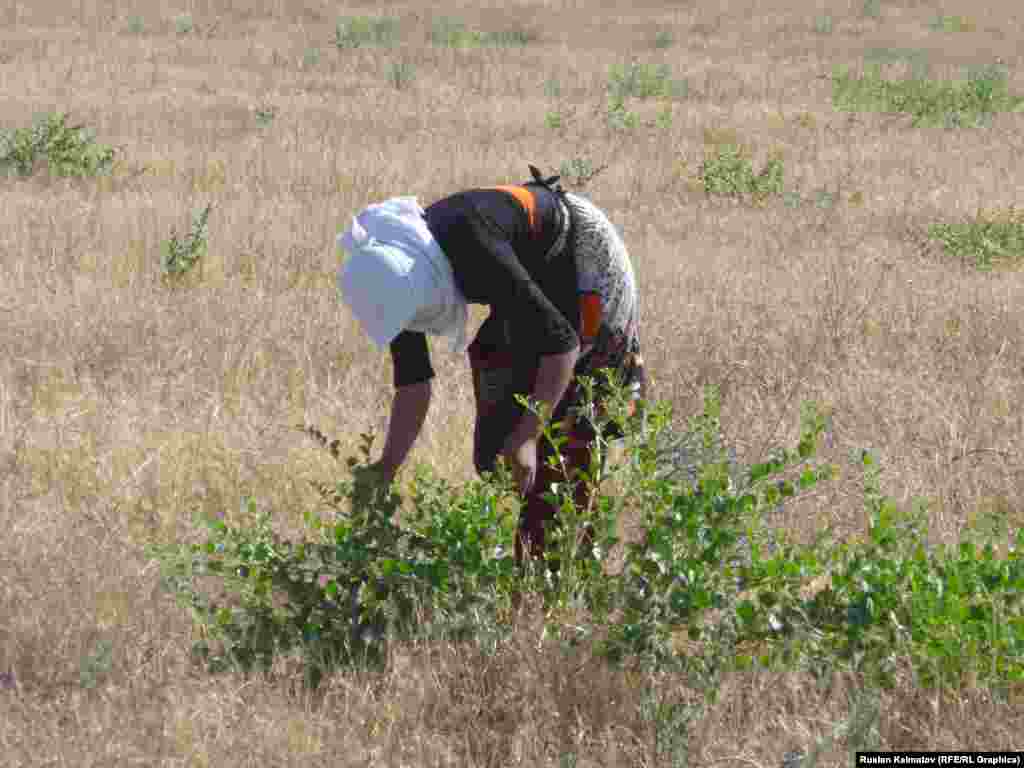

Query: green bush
[698,144,785,201]
[0,112,117,179]
[161,204,212,279]
[928,207,1024,270]
[334,16,399,49]
[606,96,640,132]
[174,14,194,36]
[831,63,1024,128]
[608,60,687,101]
[385,60,416,91]
[928,14,975,33]
[150,373,1023,694]
[652,28,675,49]
[429,16,536,48]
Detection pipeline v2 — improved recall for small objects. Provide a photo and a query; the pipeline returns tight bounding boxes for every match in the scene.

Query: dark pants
[468,336,640,567]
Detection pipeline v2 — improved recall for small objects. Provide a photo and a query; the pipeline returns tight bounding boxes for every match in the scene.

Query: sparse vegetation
[929,207,1024,270]
[928,14,976,32]
[861,0,882,19]
[334,15,399,49]
[174,13,194,36]
[429,16,537,47]
[558,157,608,188]
[608,60,688,101]
[831,62,1024,128]
[254,104,277,127]
[652,28,675,49]
[161,203,213,280]
[699,144,785,202]
[385,60,416,91]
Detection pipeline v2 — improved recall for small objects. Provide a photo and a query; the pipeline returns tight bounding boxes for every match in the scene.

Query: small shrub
[863,47,931,80]
[303,47,320,69]
[831,63,1024,128]
[558,157,608,188]
[928,207,1024,270]
[814,14,834,34]
[545,110,564,130]
[162,203,212,279]
[928,14,975,32]
[253,104,277,127]
[79,638,114,689]
[861,0,881,19]
[543,76,561,99]
[606,96,640,132]
[0,112,117,178]
[174,14,194,36]
[698,144,785,202]
[482,27,537,46]
[386,60,415,91]
[608,60,683,101]
[655,105,673,130]
[652,28,675,49]
[126,15,144,34]
[429,16,534,48]
[334,16,398,49]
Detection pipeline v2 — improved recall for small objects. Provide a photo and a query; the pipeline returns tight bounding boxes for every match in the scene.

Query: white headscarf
[336,197,468,354]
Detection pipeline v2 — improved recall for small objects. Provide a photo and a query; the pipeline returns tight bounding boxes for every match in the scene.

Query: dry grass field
[2,0,1023,764]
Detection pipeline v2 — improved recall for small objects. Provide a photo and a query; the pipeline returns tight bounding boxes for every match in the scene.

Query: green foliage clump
[608,60,688,101]
[174,14,194,36]
[558,157,608,188]
[928,207,1024,270]
[652,28,675,49]
[161,204,212,279]
[861,0,882,19]
[784,451,1024,690]
[831,62,1024,128]
[150,431,518,688]
[699,144,785,202]
[863,47,931,80]
[385,60,416,91]
[928,14,975,33]
[429,17,536,48]
[150,373,1024,696]
[0,112,117,179]
[814,14,834,35]
[334,16,399,49]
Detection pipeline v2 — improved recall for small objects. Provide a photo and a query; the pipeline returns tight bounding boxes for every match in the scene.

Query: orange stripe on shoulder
[488,185,539,236]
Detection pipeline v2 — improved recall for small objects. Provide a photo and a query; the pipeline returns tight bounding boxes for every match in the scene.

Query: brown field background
[2,0,1023,764]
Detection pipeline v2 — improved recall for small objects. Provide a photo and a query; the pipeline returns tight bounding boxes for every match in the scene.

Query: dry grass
[2,0,1023,764]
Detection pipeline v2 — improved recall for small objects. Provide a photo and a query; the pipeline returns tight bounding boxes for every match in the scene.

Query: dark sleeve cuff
[390,331,435,388]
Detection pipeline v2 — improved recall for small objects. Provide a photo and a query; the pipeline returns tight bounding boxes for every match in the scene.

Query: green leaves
[831,62,1022,129]
[161,203,212,279]
[928,207,1024,270]
[0,112,117,179]
[148,374,1024,695]
[698,144,785,202]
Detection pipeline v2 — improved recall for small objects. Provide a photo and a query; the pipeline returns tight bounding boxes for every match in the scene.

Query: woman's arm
[379,380,432,476]
[506,346,579,447]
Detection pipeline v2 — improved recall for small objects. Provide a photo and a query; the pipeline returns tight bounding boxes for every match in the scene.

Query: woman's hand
[503,434,538,496]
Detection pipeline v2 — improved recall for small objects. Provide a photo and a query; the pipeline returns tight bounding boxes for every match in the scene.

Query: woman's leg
[515,429,597,568]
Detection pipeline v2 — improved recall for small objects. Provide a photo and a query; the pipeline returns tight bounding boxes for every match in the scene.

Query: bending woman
[337,166,645,566]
